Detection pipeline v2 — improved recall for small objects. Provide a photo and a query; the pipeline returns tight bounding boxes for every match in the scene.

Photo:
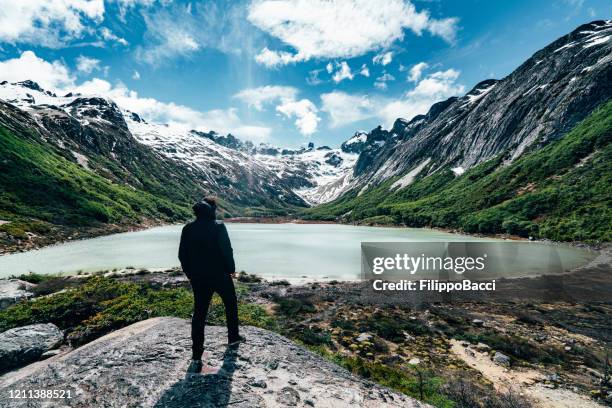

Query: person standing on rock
[179,197,244,373]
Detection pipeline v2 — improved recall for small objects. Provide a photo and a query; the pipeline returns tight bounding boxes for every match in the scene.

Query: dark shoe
[228,335,246,347]
[187,359,203,373]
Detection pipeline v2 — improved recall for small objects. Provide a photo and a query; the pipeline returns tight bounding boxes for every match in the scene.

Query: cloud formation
[0,0,105,47]
[100,27,129,46]
[276,99,320,135]
[374,72,396,90]
[248,0,458,67]
[234,85,320,135]
[320,91,375,128]
[378,68,464,127]
[373,51,393,66]
[0,51,75,90]
[233,85,298,110]
[76,56,102,74]
[331,61,354,83]
[408,62,429,82]
[321,68,464,128]
[137,2,256,66]
[0,51,271,142]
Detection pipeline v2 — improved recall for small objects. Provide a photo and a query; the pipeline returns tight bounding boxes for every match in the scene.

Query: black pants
[191,276,239,360]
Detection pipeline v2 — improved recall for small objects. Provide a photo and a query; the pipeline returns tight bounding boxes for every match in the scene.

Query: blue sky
[0,0,610,148]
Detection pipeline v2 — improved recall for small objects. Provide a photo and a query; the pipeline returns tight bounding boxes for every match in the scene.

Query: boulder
[0,323,63,373]
[493,351,511,366]
[0,317,429,407]
[0,279,35,309]
[472,319,485,327]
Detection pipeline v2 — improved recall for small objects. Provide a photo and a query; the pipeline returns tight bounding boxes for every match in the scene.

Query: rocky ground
[0,260,610,407]
[0,317,426,408]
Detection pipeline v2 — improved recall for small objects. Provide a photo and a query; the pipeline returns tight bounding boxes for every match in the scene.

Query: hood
[193,201,216,220]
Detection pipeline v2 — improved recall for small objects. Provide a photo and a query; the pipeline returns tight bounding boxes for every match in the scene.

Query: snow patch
[345,133,367,145]
[72,151,90,170]
[451,166,465,176]
[390,158,431,190]
[583,34,611,48]
[464,82,496,106]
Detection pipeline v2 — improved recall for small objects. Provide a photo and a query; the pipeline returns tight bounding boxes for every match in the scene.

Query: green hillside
[0,126,193,240]
[305,101,612,243]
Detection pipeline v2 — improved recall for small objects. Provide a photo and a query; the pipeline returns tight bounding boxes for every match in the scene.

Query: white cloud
[374,72,396,90]
[0,51,270,142]
[137,2,256,65]
[331,61,354,83]
[132,70,141,80]
[234,85,319,135]
[137,21,201,65]
[254,47,301,67]
[359,64,370,77]
[233,85,298,110]
[321,68,464,128]
[307,69,324,85]
[76,55,101,74]
[408,62,428,82]
[75,78,272,142]
[112,0,157,19]
[276,99,320,135]
[373,51,393,66]
[248,0,458,67]
[378,68,464,127]
[100,27,129,46]
[320,91,375,128]
[0,51,75,90]
[0,0,105,47]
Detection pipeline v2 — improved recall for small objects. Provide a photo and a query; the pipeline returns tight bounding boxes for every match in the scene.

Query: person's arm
[178,226,191,279]
[217,223,235,275]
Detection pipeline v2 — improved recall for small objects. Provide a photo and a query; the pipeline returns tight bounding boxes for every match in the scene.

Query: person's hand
[230,272,236,279]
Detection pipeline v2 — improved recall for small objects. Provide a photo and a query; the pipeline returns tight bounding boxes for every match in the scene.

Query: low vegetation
[305,101,612,243]
[0,275,275,346]
[0,126,193,242]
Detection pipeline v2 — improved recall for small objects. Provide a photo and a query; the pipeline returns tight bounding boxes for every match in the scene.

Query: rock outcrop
[0,317,426,407]
[0,279,34,309]
[0,323,63,374]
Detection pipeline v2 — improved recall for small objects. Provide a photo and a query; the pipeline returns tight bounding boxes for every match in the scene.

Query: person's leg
[216,277,240,342]
[191,283,214,360]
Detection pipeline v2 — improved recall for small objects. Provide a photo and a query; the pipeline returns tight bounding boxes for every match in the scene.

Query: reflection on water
[0,223,596,281]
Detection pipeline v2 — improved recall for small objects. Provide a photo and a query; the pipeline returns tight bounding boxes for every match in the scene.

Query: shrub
[274,296,316,316]
[0,276,275,346]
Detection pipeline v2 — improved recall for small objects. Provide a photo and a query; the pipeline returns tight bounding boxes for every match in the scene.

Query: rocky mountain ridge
[0,81,358,206]
[1,21,609,229]
[342,20,611,195]
[0,81,307,210]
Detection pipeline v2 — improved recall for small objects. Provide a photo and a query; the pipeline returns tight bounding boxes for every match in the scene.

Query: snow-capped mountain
[0,79,357,207]
[340,20,612,196]
[255,145,358,205]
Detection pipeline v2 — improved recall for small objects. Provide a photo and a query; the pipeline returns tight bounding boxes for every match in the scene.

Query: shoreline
[0,216,605,257]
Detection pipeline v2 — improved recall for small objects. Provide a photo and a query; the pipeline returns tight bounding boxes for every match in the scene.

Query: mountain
[1,21,610,246]
[130,121,358,206]
[0,82,304,250]
[343,20,611,193]
[0,80,358,209]
[306,20,612,242]
[0,78,358,249]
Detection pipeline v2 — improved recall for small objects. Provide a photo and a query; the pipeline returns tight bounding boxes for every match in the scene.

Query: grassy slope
[0,126,192,238]
[305,101,612,243]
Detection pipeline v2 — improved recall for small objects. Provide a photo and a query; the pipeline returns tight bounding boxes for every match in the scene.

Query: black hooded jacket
[178,202,235,281]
